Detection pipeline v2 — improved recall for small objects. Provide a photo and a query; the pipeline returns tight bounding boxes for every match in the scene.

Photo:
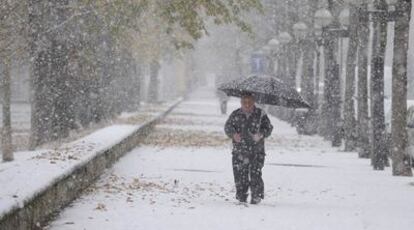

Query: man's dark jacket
[224,107,273,156]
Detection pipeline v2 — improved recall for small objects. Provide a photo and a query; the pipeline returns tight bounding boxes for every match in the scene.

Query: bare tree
[370,0,388,170]
[357,4,371,158]
[29,0,72,147]
[0,1,27,160]
[1,57,13,161]
[301,40,317,134]
[391,0,413,176]
[148,60,161,103]
[344,5,359,151]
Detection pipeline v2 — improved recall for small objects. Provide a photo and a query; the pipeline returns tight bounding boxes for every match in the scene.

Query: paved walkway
[48,87,414,230]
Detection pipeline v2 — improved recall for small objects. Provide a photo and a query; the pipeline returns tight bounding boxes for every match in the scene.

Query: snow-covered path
[48,87,414,230]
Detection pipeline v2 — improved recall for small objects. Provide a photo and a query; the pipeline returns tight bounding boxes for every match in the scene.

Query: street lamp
[314,4,344,146]
[314,8,333,28]
[292,22,309,90]
[268,38,280,51]
[292,21,309,96]
[276,31,295,123]
[261,45,273,75]
[278,32,292,45]
[267,38,280,76]
[278,31,293,81]
[293,21,319,134]
[339,8,350,27]
[261,45,272,55]
[293,22,309,41]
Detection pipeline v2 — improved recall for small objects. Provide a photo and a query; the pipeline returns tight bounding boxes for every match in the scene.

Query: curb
[0,98,183,230]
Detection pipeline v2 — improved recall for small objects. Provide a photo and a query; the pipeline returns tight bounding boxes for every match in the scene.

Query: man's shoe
[250,197,261,205]
[237,197,247,203]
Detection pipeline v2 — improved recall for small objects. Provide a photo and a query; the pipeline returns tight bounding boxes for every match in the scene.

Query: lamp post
[261,45,273,75]
[314,5,343,147]
[278,32,293,85]
[292,22,310,98]
[293,22,309,41]
[313,25,323,120]
[293,21,318,135]
[268,38,280,51]
[277,32,293,123]
[314,9,330,139]
[268,38,280,76]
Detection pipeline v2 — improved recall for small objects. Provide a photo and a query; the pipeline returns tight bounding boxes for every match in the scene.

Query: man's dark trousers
[232,153,265,201]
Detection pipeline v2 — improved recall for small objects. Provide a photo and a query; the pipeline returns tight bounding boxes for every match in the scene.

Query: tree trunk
[357,4,371,158]
[288,42,298,89]
[344,5,359,151]
[50,39,71,140]
[148,60,160,103]
[370,0,389,170]
[277,45,290,122]
[315,47,322,132]
[301,40,317,135]
[285,42,298,126]
[391,0,413,176]
[29,0,71,148]
[318,46,330,138]
[323,28,342,147]
[1,57,13,161]
[29,0,48,148]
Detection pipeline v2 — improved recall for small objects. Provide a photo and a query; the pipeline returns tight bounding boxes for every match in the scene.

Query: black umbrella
[218,75,311,109]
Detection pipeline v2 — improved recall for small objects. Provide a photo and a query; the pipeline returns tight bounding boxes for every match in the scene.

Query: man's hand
[233,133,242,143]
[252,133,263,142]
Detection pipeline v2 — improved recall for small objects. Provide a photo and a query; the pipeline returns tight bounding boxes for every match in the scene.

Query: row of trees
[1,0,261,161]
[263,0,412,176]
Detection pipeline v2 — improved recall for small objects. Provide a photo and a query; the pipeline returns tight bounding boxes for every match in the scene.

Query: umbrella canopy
[218,75,311,109]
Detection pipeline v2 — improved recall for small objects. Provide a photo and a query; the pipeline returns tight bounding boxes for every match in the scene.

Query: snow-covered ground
[47,87,414,230]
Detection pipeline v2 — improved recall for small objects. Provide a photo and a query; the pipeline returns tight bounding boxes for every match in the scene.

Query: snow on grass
[0,101,178,220]
[0,125,139,219]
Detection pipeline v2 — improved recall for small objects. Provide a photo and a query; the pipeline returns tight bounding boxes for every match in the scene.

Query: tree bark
[357,4,371,158]
[391,0,413,176]
[277,45,291,122]
[50,39,71,140]
[301,40,317,135]
[370,0,389,170]
[318,46,330,138]
[29,0,72,148]
[286,42,298,125]
[1,57,13,161]
[344,5,359,151]
[323,28,342,147]
[29,0,51,149]
[315,47,323,131]
[288,42,299,89]
[148,60,160,103]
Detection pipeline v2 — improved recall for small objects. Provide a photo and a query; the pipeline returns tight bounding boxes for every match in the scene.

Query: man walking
[225,93,273,204]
